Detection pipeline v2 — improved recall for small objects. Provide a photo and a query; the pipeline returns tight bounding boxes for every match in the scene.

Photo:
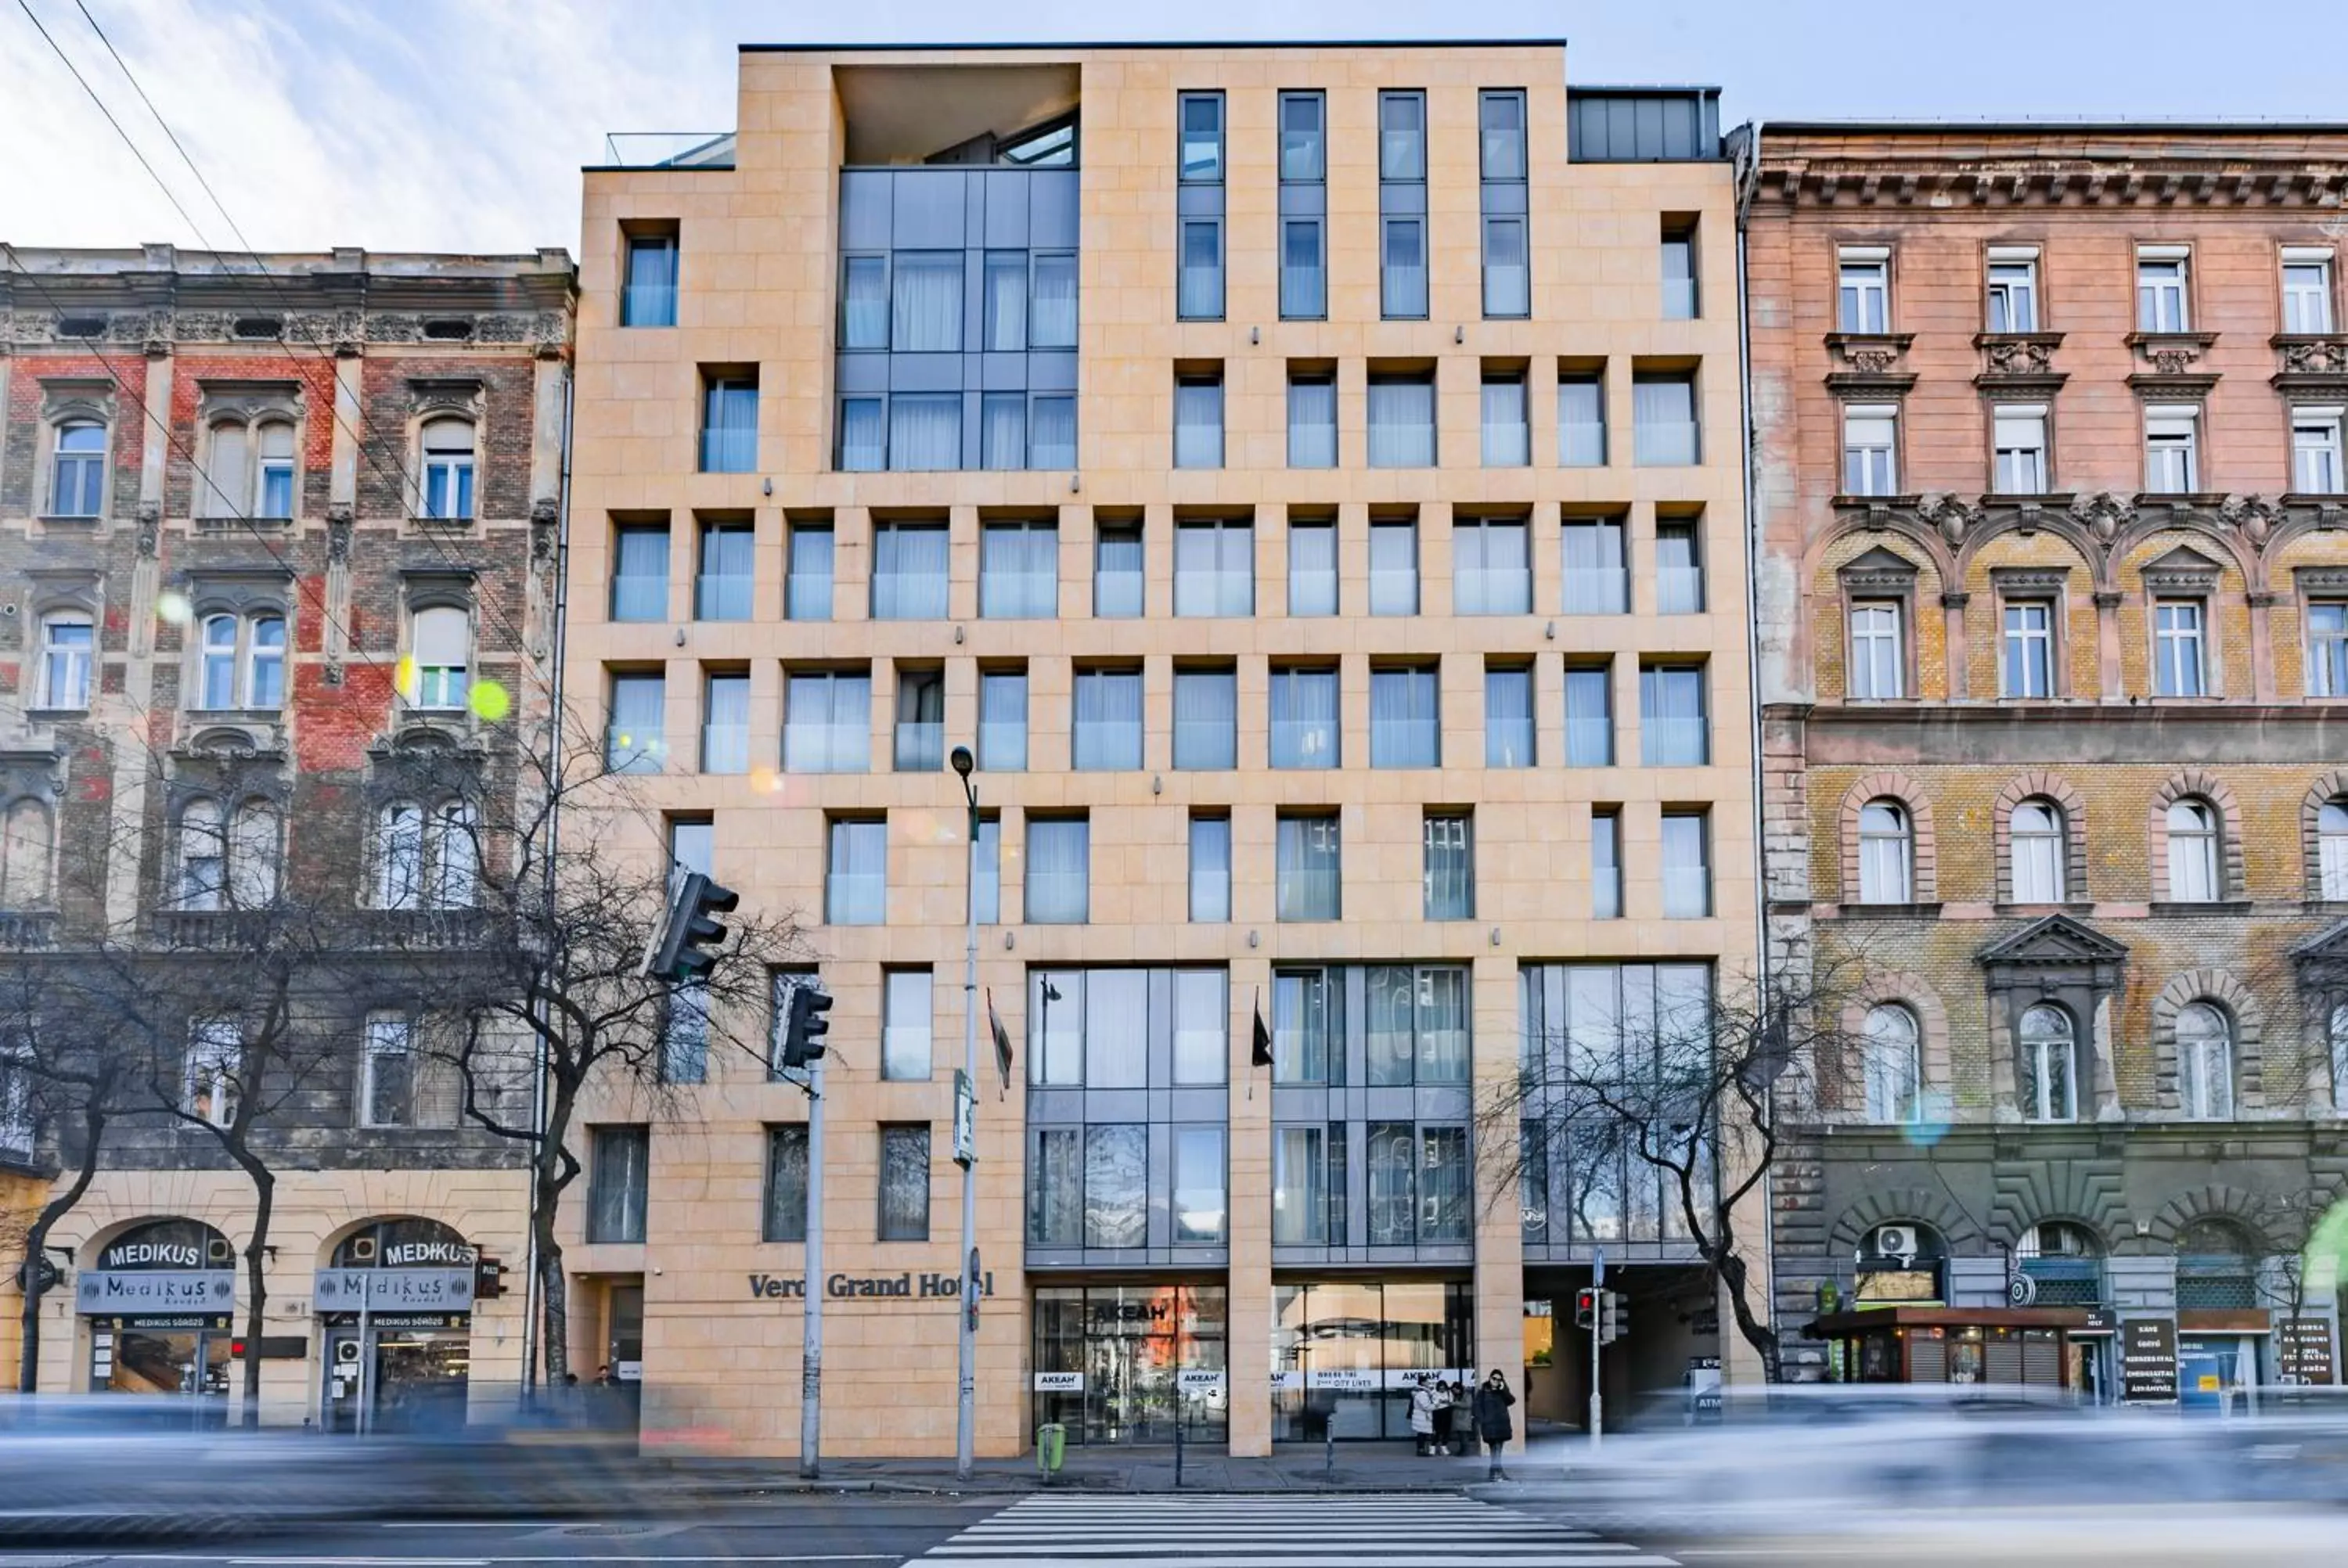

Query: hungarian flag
[988,988,1014,1099]
[1251,991,1274,1070]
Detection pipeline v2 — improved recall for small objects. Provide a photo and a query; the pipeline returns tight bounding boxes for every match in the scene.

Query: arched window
[2175,1001,2234,1121]
[2320,800,2348,901]
[0,799,55,910]
[2174,1218,2259,1309]
[378,801,426,911]
[254,420,295,516]
[2332,1001,2348,1109]
[178,797,226,911]
[51,419,106,516]
[2167,799,2222,902]
[2016,1220,2104,1305]
[226,800,280,908]
[377,798,478,912]
[2018,1003,2076,1123]
[38,613,93,710]
[420,419,476,520]
[1861,1003,1921,1124]
[247,616,286,708]
[2011,799,2068,904]
[199,614,241,708]
[1856,800,1913,903]
[407,606,470,710]
[427,800,478,909]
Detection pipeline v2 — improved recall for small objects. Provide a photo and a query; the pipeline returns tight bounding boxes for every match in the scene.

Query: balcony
[1634,420,1701,467]
[696,573,752,622]
[150,909,279,949]
[1276,870,1341,923]
[700,427,758,475]
[601,131,736,169]
[1657,566,1706,615]
[1564,568,1629,616]
[1559,419,1607,467]
[894,721,944,774]
[1644,717,1709,768]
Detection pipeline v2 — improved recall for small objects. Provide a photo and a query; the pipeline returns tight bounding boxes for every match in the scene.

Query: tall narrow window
[696,520,753,620]
[420,419,474,520]
[1172,667,1237,771]
[184,1020,242,1126]
[891,252,963,353]
[1378,89,1428,322]
[1632,373,1698,466]
[971,815,1001,925]
[979,668,1028,772]
[1367,374,1436,468]
[253,423,294,517]
[1590,809,1622,919]
[1849,602,1904,700]
[49,421,106,517]
[1564,666,1614,767]
[2316,800,2348,899]
[2002,600,2054,698]
[1986,248,2040,333]
[784,669,871,774]
[1179,218,1223,322]
[841,256,888,350]
[0,799,54,911]
[764,1126,809,1243]
[871,523,949,620]
[1025,816,1090,925]
[700,374,758,474]
[1276,813,1341,922]
[1661,811,1711,918]
[1558,374,1606,466]
[606,671,665,773]
[2311,602,2348,697]
[982,251,1028,351]
[1382,218,1428,319]
[1287,520,1338,618]
[610,524,671,622]
[1189,812,1232,923]
[1281,219,1327,322]
[1287,372,1336,469]
[1660,224,1698,320]
[1031,254,1077,349]
[787,523,834,621]
[1173,518,1252,617]
[1640,664,1709,766]
[1280,87,1326,178]
[2137,250,2191,333]
[1456,516,1531,615]
[980,520,1058,620]
[1071,667,1143,771]
[1856,800,1913,904]
[837,396,884,471]
[2145,406,2201,494]
[1174,372,1224,469]
[878,1125,931,1241]
[1480,89,1529,318]
[1842,405,1899,496]
[1269,667,1339,769]
[2166,799,2221,903]
[200,421,250,519]
[587,1125,650,1243]
[882,969,933,1081]
[1370,666,1439,768]
[1838,250,1890,333]
[1486,663,1534,768]
[1424,811,1474,921]
[1369,520,1419,617]
[2296,410,2346,494]
[1655,520,1705,615]
[2018,1005,2075,1123]
[1482,371,1529,467]
[2284,251,2337,334]
[701,671,750,775]
[1093,521,1144,618]
[1280,91,1327,321]
[826,818,887,926]
[622,232,679,328]
[1863,1005,1921,1124]
[2154,599,2207,696]
[199,614,240,709]
[892,665,945,773]
[1173,1126,1226,1243]
[2011,800,2068,903]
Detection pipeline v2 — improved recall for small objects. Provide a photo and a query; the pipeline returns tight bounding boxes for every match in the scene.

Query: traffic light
[1598,1289,1626,1345]
[649,872,740,983]
[780,984,834,1070]
[1574,1288,1597,1329]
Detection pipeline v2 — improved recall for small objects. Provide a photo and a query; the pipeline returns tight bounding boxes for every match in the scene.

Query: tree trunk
[533,1076,581,1388]
[239,1164,275,1428]
[1713,1247,1782,1383]
[16,1099,107,1394]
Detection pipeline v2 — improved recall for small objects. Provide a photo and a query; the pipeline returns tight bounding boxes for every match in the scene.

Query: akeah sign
[748,1270,997,1301]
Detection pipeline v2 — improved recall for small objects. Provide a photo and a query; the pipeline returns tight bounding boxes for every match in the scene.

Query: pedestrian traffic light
[1598,1289,1626,1345]
[780,984,834,1070]
[1574,1288,1597,1329]
[649,872,740,982]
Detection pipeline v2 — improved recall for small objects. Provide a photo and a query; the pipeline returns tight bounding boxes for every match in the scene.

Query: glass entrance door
[93,1325,230,1422]
[1086,1332,1176,1443]
[1031,1283,1227,1445]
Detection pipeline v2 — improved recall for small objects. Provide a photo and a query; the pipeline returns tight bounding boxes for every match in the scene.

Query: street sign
[953,1069,976,1168]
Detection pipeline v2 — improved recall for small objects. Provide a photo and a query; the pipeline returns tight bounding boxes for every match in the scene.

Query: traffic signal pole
[798,1050,825,1480]
[1590,1246,1605,1451]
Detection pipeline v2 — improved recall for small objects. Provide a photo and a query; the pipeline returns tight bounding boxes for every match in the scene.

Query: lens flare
[394,654,419,702]
[468,678,512,721]
[155,589,192,625]
[1902,1088,1954,1148]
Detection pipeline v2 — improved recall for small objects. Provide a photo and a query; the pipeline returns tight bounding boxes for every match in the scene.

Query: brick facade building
[1746,127,2348,1398]
[0,246,573,1420]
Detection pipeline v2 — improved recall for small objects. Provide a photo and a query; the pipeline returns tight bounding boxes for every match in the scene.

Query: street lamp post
[950,744,981,1482]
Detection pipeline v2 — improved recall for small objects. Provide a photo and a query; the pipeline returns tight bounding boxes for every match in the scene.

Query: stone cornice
[1756,159,2348,210]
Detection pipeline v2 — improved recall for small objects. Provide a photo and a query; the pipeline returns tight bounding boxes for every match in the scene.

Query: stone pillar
[1471,954,1527,1448]
[1941,591,1970,699]
[2095,591,2125,700]
[2246,592,2278,702]
[1226,954,1273,1456]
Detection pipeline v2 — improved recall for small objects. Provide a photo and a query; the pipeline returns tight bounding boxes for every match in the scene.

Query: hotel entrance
[1031,1283,1226,1445]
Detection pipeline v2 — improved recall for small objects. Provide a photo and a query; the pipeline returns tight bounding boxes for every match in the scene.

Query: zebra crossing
[909,1492,1679,1566]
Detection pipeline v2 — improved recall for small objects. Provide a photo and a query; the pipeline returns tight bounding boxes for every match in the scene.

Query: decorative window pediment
[182,566,295,619]
[2141,543,2224,593]
[406,377,484,420]
[1990,565,2072,596]
[1838,545,1921,595]
[1979,912,2130,970]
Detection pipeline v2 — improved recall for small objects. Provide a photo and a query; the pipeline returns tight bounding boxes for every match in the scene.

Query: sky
[4,0,2346,257]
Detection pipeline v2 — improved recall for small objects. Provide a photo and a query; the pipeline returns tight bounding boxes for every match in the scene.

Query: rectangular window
[1273,1124,1332,1244]
[1173,518,1253,617]
[1367,1122,1417,1245]
[1633,373,1699,466]
[1987,248,2040,333]
[2002,601,2054,698]
[1282,218,1327,321]
[360,1012,413,1128]
[1563,517,1629,615]
[701,671,750,775]
[1287,372,1337,468]
[871,523,949,620]
[1640,664,1709,766]
[1381,218,1428,319]
[825,817,886,926]
[2154,599,2208,697]
[1565,665,1615,767]
[1456,516,1532,616]
[700,373,758,474]
[841,254,888,350]
[1481,89,1529,316]
[1269,666,1340,768]
[981,251,1028,351]
[1993,405,2050,493]
[1276,813,1341,922]
[981,520,1058,619]
[2284,253,2337,334]
[1842,405,1899,497]
[1656,520,1705,615]
[1031,254,1078,349]
[1838,250,1890,333]
[2145,405,2201,494]
[980,392,1025,472]
[1173,1125,1226,1244]
[1028,1126,1080,1244]
[978,667,1028,772]
[1093,522,1144,618]
[888,393,961,473]
[837,396,884,472]
[1082,1124,1147,1248]
[661,980,708,1084]
[1367,374,1436,468]
[1280,89,1325,180]
[1179,90,1224,182]
[606,671,665,773]
[1174,372,1224,469]
[1172,667,1237,771]
[882,968,932,1081]
[621,232,679,328]
[1287,520,1338,617]
[1031,394,1075,469]
[1082,971,1147,1088]
[1849,602,1905,699]
[1379,88,1426,179]
[1370,666,1439,768]
[1482,214,1529,319]
[891,252,963,352]
[878,1125,931,1242]
[893,665,944,773]
[2310,602,2348,698]
[1591,808,1623,919]
[1189,812,1232,923]
[1661,226,1698,320]
[1424,811,1474,921]
[763,1126,808,1243]
[1280,89,1327,321]
[2294,409,2346,494]
[668,817,712,879]
[787,523,834,621]
[587,1124,650,1243]
[1482,372,1529,467]
[1486,663,1534,768]
[784,669,870,774]
[972,813,1001,924]
[696,520,753,620]
[1273,969,1344,1086]
[2137,250,2191,333]
[1418,1124,1471,1243]
[610,524,670,622]
[1179,218,1224,322]
[1026,816,1091,925]
[1172,969,1226,1084]
[1662,811,1712,919]
[1558,374,1607,466]
[1071,668,1143,771]
[1369,519,1419,616]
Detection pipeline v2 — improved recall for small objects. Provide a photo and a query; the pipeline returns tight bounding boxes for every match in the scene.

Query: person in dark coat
[1471,1368,1517,1480]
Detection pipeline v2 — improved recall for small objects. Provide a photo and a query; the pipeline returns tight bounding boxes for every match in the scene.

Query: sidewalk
[656,1439,1492,1494]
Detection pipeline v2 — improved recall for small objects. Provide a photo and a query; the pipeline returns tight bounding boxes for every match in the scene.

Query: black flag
[1251,990,1274,1070]
[988,987,1014,1099]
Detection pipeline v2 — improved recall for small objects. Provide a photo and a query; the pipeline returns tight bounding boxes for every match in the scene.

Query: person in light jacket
[1408,1375,1439,1455]
[1471,1368,1517,1481]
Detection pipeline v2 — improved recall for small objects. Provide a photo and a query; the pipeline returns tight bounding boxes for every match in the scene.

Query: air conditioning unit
[1873,1225,1918,1261]
[350,1235,379,1264]
[336,1338,362,1365]
[206,1236,235,1265]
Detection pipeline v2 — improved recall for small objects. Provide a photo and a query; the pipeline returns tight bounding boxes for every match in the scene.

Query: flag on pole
[1251,990,1273,1070]
[988,987,1014,1099]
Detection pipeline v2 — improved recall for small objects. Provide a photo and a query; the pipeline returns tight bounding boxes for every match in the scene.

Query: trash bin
[1036,1422,1067,1480]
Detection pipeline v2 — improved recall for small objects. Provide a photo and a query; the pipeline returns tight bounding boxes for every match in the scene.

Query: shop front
[1031,1282,1226,1445]
[77,1218,238,1419]
[2177,1312,2268,1415]
[1273,1278,1474,1440]
[317,1217,477,1434]
[1808,1306,2092,1390]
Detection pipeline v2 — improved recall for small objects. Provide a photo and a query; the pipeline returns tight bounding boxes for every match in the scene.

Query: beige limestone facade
[565,42,1756,1459]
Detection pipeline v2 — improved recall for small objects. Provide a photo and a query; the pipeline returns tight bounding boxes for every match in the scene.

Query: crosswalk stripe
[922,1559,1673,1568]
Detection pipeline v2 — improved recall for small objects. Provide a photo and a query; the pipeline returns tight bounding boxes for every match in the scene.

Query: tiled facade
[564,44,1756,1458]
[1747,127,2348,1394]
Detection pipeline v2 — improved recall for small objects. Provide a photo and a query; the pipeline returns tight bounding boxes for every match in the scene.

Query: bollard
[1036,1422,1067,1485]
[1173,1409,1184,1490]
[1323,1421,1335,1483]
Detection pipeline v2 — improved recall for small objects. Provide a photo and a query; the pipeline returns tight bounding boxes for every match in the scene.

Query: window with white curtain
[1093,523,1143,618]
[1564,666,1613,767]
[1660,811,1710,918]
[891,252,963,351]
[892,665,945,773]
[1563,518,1629,614]
[783,670,870,774]
[1172,667,1237,770]
[981,520,1058,619]
[38,613,92,710]
[1269,667,1339,769]
[2166,799,2221,902]
[1370,667,1439,768]
[1486,663,1534,768]
[1179,218,1223,321]
[1367,375,1435,467]
[1282,218,1327,321]
[1485,217,1529,318]
[1287,520,1338,617]
[1849,602,1904,699]
[837,397,884,471]
[622,232,679,328]
[2175,1002,2233,1120]
[1455,516,1531,615]
[826,818,887,926]
[1174,373,1224,469]
[1480,88,1530,318]
[1071,668,1143,771]
[1026,816,1090,924]
[1640,664,1708,766]
[1368,520,1417,616]
[200,420,249,519]
[871,523,949,620]
[1173,518,1251,617]
[610,524,670,622]
[1633,373,1698,466]
[607,671,664,773]
[1558,375,1606,466]
[1287,372,1336,468]
[0,798,54,911]
[841,254,888,347]
[888,394,960,472]
[1856,800,1913,904]
[1276,813,1341,922]
[1482,372,1529,466]
[700,376,758,474]
[1189,813,1232,923]
[1381,218,1428,318]
[980,393,1025,472]
[1656,520,1705,615]
[883,969,934,1081]
[696,521,754,620]
[2319,800,2348,899]
[982,251,1028,350]
[978,667,1028,772]
[787,524,834,621]
[1863,1005,1921,1124]
[2011,800,2067,903]
[1031,255,1077,348]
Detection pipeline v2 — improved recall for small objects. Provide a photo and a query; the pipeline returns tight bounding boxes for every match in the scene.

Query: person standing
[1472,1368,1517,1481]
[1409,1374,1438,1456]
[1431,1378,1457,1457]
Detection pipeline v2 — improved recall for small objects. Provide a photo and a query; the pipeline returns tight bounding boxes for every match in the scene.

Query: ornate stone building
[0,246,572,1419]
[1745,126,2348,1399]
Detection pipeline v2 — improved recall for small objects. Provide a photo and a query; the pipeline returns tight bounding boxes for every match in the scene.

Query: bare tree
[1481,944,1867,1383]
